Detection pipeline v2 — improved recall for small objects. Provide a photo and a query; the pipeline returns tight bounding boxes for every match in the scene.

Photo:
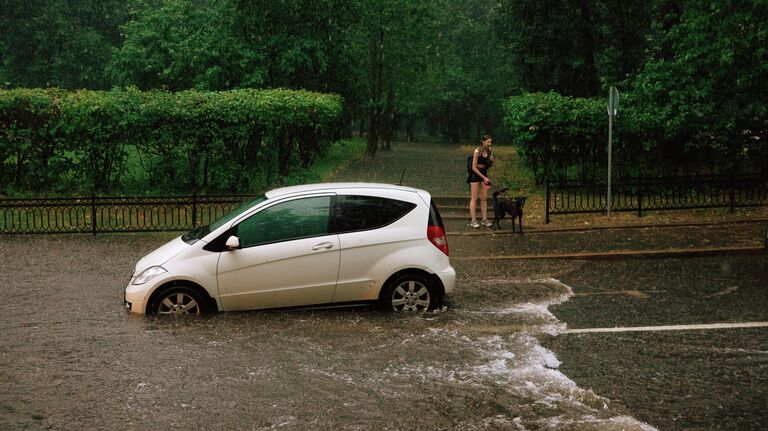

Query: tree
[592,0,656,86]
[352,0,445,155]
[494,0,601,97]
[235,0,358,92]
[0,0,128,89]
[421,0,519,143]
[109,0,258,91]
[632,0,768,173]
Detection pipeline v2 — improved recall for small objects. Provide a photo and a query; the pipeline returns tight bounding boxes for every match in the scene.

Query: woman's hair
[481,134,491,142]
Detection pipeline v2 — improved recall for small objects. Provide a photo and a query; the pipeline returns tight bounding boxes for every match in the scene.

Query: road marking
[565,321,768,334]
[574,290,667,299]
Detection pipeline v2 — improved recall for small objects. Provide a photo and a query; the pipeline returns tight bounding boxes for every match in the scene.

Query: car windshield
[182,195,267,244]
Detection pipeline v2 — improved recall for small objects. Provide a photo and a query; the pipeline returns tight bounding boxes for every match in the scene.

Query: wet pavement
[449,222,766,257]
[1,225,766,430]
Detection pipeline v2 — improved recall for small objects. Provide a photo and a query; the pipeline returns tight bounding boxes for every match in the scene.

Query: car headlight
[131,266,167,285]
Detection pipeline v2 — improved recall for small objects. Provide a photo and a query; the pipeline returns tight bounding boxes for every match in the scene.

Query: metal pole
[606,86,618,217]
[545,177,551,224]
[607,112,613,217]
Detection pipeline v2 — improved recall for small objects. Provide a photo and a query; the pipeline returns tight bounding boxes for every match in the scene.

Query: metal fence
[0,194,257,234]
[546,174,768,223]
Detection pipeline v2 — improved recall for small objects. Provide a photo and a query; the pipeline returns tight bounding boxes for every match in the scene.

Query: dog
[492,188,527,233]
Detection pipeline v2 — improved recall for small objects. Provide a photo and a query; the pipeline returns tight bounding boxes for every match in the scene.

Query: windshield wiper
[182,224,210,244]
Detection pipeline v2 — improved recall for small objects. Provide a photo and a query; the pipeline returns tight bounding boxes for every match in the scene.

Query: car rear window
[334,195,416,233]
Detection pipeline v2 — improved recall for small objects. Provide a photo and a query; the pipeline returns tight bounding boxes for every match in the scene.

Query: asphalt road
[452,222,767,430]
[1,220,765,430]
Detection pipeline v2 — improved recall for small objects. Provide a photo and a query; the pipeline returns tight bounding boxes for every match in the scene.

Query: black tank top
[476,150,492,168]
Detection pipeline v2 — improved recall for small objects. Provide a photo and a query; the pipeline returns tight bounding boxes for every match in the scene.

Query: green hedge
[503,92,765,184]
[0,88,343,194]
[504,92,605,184]
[504,92,667,184]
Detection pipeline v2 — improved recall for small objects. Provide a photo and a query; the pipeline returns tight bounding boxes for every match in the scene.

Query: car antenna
[397,169,406,185]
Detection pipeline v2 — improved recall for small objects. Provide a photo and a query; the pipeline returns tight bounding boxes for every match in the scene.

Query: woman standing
[467,135,494,228]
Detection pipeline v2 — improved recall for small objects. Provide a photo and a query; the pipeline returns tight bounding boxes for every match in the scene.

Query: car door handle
[312,242,334,251]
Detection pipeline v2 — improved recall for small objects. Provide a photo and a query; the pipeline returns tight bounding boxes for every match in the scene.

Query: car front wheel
[151,286,204,316]
[383,274,436,312]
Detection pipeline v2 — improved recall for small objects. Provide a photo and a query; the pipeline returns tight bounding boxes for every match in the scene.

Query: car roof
[265,182,425,199]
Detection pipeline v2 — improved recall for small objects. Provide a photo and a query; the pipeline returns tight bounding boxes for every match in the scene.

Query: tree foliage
[1,0,766,187]
[108,0,259,91]
[0,0,128,89]
[632,0,768,173]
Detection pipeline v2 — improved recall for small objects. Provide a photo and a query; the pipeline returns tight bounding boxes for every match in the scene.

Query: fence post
[192,192,198,227]
[729,179,735,214]
[637,177,643,217]
[545,177,551,224]
[91,194,97,236]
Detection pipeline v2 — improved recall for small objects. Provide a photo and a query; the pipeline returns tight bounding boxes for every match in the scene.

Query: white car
[124,183,456,315]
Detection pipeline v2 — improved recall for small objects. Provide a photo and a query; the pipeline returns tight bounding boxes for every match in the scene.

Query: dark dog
[492,188,527,233]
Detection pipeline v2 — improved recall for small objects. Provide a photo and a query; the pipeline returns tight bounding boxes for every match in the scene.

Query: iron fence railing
[546,174,768,223]
[0,194,258,234]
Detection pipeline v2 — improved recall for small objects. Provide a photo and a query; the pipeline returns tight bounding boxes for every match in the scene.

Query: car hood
[134,236,190,274]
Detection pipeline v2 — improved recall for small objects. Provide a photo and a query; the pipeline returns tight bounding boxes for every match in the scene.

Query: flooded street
[1,231,765,430]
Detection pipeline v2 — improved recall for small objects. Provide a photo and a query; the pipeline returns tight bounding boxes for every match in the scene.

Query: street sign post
[607,86,619,216]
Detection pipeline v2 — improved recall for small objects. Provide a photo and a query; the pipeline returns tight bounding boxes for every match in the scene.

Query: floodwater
[0,235,659,430]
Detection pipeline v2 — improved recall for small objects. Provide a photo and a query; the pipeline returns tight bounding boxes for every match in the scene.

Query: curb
[447,217,768,237]
[452,246,766,261]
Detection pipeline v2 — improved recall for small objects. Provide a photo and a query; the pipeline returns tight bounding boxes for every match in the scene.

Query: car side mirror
[225,235,240,250]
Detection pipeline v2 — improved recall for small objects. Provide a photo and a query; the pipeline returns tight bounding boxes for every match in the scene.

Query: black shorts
[467,168,488,183]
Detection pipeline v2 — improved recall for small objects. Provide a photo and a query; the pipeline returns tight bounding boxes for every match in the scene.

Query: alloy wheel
[391,280,431,312]
[157,292,200,315]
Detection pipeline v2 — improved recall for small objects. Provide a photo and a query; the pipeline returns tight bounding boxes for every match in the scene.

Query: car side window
[236,196,332,247]
[334,195,416,233]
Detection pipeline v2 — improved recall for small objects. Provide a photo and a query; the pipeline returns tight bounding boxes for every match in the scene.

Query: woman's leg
[469,182,480,223]
[480,183,488,222]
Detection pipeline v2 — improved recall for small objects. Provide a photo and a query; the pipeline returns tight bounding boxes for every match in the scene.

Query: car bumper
[436,266,456,295]
[124,281,153,314]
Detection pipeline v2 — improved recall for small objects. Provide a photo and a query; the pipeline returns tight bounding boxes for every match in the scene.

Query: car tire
[381,273,437,312]
[150,285,205,316]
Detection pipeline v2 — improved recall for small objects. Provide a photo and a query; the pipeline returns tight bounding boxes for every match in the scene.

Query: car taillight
[427,225,449,256]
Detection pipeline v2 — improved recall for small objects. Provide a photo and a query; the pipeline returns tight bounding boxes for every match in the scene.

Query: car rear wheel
[383,274,436,312]
[151,286,204,316]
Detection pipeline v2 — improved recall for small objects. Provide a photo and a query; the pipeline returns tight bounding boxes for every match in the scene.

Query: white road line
[565,321,768,334]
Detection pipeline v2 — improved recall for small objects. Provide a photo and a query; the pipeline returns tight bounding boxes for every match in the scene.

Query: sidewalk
[449,221,766,260]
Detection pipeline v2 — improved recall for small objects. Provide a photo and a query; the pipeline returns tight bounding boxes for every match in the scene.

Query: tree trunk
[577,0,600,97]
[383,87,395,151]
[278,131,291,178]
[367,29,385,157]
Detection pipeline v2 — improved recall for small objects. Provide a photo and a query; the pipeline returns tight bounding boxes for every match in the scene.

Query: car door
[331,194,418,303]
[216,194,339,311]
